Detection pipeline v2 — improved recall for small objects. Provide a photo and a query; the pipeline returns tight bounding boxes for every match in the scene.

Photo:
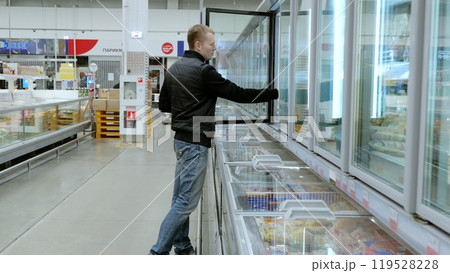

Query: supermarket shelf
[260,123,450,254]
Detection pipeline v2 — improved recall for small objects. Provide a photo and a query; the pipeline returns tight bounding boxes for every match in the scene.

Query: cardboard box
[107,99,120,111]
[99,89,109,99]
[109,89,120,99]
[93,99,107,111]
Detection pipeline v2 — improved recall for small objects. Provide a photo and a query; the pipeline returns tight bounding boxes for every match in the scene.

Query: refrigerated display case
[240,215,414,255]
[208,0,450,255]
[214,124,416,255]
[314,1,346,162]
[273,0,290,134]
[206,8,273,122]
[293,3,312,143]
[0,93,90,167]
[416,0,450,235]
[350,0,413,207]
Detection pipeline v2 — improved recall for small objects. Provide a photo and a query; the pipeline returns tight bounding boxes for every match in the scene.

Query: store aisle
[0,129,204,255]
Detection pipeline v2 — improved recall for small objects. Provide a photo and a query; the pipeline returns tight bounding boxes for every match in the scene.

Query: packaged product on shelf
[247,215,414,255]
[254,216,333,255]
[18,65,44,76]
[109,89,120,99]
[0,128,12,145]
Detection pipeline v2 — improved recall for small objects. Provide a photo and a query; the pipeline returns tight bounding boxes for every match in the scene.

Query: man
[150,24,278,255]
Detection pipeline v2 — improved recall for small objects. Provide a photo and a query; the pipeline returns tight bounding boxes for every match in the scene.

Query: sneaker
[174,247,196,255]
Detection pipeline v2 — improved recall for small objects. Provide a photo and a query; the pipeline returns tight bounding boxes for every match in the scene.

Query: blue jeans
[150,139,209,254]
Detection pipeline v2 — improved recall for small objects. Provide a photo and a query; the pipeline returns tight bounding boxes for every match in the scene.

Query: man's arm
[202,65,278,103]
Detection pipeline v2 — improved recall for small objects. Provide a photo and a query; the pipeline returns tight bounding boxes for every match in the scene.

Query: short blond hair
[187,24,215,50]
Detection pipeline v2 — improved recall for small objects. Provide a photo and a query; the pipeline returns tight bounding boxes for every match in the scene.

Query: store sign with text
[0,38,185,57]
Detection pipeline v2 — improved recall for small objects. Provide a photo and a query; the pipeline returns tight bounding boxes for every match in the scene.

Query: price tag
[426,234,439,255]
[342,179,348,194]
[329,169,335,181]
[348,180,356,199]
[389,207,398,233]
[336,175,341,189]
[362,190,369,210]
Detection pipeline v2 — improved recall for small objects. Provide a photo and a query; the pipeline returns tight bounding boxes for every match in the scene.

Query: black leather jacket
[159,50,278,147]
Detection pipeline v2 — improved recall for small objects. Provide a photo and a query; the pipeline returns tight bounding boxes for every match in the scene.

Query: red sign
[426,246,438,255]
[127,111,136,120]
[362,198,369,210]
[67,39,98,55]
[161,42,174,55]
[138,77,143,83]
[389,218,398,233]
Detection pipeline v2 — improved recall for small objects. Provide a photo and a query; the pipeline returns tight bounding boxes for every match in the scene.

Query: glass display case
[0,97,89,148]
[314,1,346,158]
[351,0,411,194]
[214,123,415,254]
[273,0,291,134]
[239,214,414,255]
[293,1,312,142]
[209,0,450,255]
[207,8,273,122]
[417,0,450,234]
[0,93,90,165]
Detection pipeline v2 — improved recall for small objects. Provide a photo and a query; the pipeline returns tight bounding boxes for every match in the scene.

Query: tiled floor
[0,128,217,255]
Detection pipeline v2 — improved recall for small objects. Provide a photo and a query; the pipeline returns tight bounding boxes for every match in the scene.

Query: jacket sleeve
[202,65,278,103]
[158,79,171,113]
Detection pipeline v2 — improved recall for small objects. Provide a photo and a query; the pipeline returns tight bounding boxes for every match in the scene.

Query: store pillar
[120,0,150,145]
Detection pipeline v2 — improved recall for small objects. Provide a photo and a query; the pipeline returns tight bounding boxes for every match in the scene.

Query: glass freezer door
[314,1,346,159]
[205,8,274,123]
[417,0,450,235]
[292,1,313,146]
[273,0,291,135]
[351,0,411,196]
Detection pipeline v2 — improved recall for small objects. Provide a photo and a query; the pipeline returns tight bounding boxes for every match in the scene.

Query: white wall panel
[1,7,201,41]
[148,9,200,32]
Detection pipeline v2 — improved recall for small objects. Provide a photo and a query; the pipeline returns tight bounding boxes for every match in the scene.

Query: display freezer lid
[231,181,366,213]
[221,147,301,163]
[279,200,329,211]
[239,136,261,147]
[252,155,311,173]
[252,154,284,172]
[284,207,336,221]
[240,215,415,255]
[226,164,321,184]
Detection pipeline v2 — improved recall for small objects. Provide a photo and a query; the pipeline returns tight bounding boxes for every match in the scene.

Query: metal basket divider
[244,182,271,211]
[296,191,341,207]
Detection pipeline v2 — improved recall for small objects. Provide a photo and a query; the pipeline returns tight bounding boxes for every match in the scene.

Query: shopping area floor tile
[0,130,200,255]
